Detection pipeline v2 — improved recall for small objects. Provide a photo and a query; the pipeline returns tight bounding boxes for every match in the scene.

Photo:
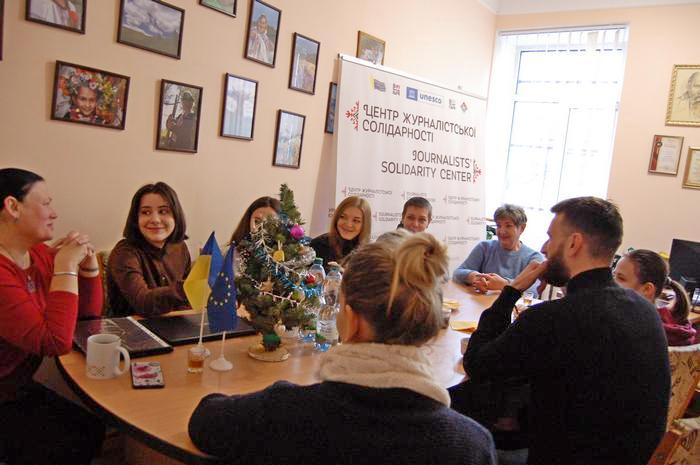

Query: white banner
[334,55,487,271]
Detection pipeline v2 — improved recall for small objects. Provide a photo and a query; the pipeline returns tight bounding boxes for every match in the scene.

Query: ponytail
[343,231,448,346]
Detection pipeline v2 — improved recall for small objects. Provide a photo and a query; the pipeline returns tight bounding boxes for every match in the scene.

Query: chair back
[667,343,700,430]
[648,417,700,465]
[97,250,112,317]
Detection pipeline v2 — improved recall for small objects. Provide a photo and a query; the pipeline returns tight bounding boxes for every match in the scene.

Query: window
[486,27,629,248]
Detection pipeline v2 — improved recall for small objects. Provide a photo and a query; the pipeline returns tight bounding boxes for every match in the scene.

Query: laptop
[138,314,256,346]
[73,317,173,358]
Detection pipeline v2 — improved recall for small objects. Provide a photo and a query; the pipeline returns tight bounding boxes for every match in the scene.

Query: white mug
[86,333,130,379]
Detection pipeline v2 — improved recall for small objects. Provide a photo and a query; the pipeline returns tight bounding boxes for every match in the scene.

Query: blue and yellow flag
[183,254,211,311]
[206,246,237,332]
[201,232,223,289]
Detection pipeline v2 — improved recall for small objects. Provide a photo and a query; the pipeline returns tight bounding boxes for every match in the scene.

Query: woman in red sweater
[0,168,105,465]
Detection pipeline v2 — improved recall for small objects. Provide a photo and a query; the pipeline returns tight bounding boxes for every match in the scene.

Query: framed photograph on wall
[1,0,4,60]
[325,82,337,134]
[273,110,305,169]
[156,80,203,153]
[666,64,700,127]
[245,0,280,67]
[118,0,184,59]
[26,0,86,34]
[221,73,258,140]
[648,134,684,175]
[289,33,320,94]
[356,30,385,65]
[682,147,700,189]
[200,0,236,17]
[51,61,130,130]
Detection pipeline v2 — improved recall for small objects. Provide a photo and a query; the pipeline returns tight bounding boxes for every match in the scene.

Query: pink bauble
[290,224,305,240]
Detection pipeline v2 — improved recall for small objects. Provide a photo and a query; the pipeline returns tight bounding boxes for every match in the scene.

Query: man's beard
[542,247,571,287]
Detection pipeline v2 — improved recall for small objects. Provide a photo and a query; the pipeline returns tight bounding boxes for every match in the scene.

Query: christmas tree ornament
[271,240,285,262]
[261,277,274,292]
[272,249,285,263]
[290,224,305,240]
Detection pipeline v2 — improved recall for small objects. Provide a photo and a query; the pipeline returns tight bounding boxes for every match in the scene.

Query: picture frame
[682,147,700,190]
[26,0,86,34]
[648,134,684,176]
[220,73,258,140]
[51,61,130,130]
[200,0,236,17]
[666,64,700,127]
[156,80,203,153]
[118,0,184,59]
[356,30,385,65]
[289,33,320,94]
[1,0,4,61]
[325,82,337,134]
[244,0,280,67]
[273,110,305,169]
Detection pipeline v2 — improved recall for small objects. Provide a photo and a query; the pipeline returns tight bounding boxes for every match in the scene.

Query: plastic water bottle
[315,302,339,351]
[308,258,326,295]
[300,259,326,343]
[323,265,342,307]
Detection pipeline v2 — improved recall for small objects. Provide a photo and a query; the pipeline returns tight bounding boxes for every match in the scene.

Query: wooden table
[57,281,497,465]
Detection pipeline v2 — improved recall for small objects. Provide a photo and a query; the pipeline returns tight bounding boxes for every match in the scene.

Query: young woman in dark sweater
[310,196,371,270]
[189,231,496,465]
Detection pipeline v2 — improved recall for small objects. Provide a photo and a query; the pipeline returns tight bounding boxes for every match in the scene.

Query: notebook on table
[73,317,173,358]
[138,314,256,346]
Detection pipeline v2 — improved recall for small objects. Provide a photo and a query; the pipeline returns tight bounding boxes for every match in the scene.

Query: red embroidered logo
[345,101,360,131]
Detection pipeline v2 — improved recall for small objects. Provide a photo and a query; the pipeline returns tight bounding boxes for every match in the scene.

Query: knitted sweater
[0,244,102,401]
[107,239,191,317]
[189,343,496,465]
[465,268,670,465]
[453,240,543,294]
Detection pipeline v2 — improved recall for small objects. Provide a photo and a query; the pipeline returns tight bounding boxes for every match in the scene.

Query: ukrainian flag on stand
[201,232,223,288]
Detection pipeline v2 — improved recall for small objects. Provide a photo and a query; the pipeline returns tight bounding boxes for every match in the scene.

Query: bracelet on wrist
[54,271,79,277]
[79,267,99,272]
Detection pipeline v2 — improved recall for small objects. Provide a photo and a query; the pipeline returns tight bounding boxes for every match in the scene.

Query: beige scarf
[318,342,450,406]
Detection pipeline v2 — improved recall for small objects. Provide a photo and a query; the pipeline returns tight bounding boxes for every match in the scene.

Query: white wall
[0,0,496,251]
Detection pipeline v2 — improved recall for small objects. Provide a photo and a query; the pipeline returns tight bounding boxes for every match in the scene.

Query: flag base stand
[209,356,233,371]
[248,343,289,362]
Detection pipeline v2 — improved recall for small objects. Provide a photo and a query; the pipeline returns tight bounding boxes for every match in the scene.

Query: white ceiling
[479,0,700,14]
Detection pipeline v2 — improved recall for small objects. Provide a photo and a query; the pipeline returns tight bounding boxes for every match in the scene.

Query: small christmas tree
[235,184,320,351]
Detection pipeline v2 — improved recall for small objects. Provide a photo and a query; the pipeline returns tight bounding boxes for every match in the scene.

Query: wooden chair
[96,250,112,317]
[648,417,700,465]
[648,343,700,465]
[666,343,700,429]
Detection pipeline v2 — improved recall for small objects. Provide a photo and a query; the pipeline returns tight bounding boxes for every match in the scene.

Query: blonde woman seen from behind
[189,232,497,465]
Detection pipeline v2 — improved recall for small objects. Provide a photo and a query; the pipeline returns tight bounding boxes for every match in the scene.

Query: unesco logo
[406,87,418,101]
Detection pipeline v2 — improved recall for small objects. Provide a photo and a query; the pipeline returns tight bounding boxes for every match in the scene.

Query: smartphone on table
[131,361,164,389]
